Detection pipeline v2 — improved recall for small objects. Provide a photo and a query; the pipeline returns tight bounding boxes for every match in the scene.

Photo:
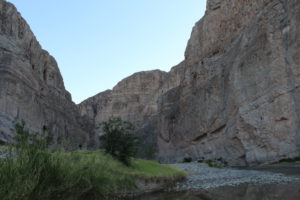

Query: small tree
[100,117,139,166]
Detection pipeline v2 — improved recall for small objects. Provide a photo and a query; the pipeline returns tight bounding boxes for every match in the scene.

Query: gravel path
[168,163,300,191]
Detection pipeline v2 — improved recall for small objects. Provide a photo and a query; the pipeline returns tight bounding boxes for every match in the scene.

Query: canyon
[79,0,300,165]
[1,0,300,166]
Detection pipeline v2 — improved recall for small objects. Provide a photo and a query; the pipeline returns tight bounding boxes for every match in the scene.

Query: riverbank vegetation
[0,122,185,200]
[273,157,300,164]
[99,117,139,166]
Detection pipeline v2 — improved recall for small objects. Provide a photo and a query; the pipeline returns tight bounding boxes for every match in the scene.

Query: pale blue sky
[9,0,206,103]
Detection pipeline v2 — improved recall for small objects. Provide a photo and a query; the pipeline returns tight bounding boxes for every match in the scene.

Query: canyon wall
[0,1,95,148]
[79,70,169,156]
[158,0,300,165]
[80,0,300,165]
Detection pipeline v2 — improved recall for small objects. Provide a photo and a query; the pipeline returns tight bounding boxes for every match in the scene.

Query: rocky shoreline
[168,163,300,191]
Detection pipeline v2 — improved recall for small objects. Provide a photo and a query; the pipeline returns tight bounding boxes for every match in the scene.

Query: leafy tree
[100,117,139,166]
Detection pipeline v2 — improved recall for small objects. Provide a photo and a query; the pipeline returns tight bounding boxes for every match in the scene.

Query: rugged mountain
[80,0,300,166]
[0,1,95,148]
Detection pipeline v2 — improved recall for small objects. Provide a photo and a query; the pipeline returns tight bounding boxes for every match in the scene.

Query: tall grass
[0,123,185,200]
[0,122,108,200]
[0,150,185,200]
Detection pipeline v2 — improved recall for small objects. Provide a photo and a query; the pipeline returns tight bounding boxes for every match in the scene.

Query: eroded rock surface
[80,0,300,166]
[158,0,300,165]
[79,70,169,154]
[0,0,95,148]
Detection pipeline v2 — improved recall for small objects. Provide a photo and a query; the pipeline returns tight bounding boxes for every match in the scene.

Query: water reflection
[135,183,300,200]
[134,164,300,200]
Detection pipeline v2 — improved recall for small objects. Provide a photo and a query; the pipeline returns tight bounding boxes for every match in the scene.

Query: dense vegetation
[100,117,139,166]
[0,122,185,200]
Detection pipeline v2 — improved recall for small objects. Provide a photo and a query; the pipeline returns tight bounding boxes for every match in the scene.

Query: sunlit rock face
[0,1,95,148]
[83,0,300,166]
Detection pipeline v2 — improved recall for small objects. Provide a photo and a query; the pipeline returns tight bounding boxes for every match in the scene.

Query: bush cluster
[100,117,139,166]
[0,120,185,200]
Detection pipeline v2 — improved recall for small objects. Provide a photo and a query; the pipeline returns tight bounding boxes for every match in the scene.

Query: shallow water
[244,163,300,177]
[134,164,300,200]
[136,183,300,200]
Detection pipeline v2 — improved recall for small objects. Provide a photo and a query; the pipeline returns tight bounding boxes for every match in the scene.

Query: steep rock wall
[158,0,300,165]
[80,0,300,165]
[79,70,169,154]
[0,1,94,148]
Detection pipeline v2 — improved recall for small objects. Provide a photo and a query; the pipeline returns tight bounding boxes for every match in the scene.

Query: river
[134,163,300,200]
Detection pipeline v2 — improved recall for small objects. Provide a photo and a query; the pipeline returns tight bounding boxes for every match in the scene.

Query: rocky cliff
[0,1,95,148]
[79,70,169,156]
[158,0,300,165]
[80,0,300,166]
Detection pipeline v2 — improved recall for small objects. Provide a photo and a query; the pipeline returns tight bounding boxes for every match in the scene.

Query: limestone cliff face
[0,1,94,148]
[79,70,168,153]
[79,70,167,127]
[158,0,300,165]
[81,0,300,166]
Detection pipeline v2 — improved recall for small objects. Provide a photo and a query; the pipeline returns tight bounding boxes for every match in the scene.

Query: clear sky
[9,0,206,103]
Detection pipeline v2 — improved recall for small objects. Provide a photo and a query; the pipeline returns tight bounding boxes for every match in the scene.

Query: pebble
[168,163,300,191]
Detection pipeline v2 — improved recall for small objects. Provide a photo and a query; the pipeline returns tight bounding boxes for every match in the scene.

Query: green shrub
[0,122,105,200]
[0,121,186,200]
[100,117,139,166]
[274,157,300,164]
[207,160,223,168]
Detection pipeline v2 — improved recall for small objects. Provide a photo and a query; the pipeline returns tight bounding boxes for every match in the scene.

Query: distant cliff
[0,1,95,148]
[80,0,300,166]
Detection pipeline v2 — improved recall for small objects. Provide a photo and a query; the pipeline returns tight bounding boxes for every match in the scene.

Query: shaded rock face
[80,70,167,127]
[79,70,170,154]
[158,0,300,165]
[81,0,300,166]
[0,1,95,148]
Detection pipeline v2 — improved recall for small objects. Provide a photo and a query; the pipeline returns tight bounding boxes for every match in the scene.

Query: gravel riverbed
[168,163,300,191]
